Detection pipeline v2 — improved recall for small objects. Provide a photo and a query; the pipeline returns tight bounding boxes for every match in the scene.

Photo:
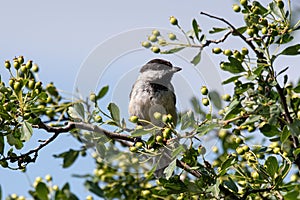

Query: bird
[128,58,181,176]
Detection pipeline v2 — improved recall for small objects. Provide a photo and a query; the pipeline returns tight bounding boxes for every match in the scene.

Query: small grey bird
[128,58,181,177]
[129,58,181,127]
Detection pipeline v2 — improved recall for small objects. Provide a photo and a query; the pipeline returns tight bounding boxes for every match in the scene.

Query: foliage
[1,0,300,199]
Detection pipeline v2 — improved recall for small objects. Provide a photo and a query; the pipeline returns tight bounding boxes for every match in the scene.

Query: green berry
[153,112,162,120]
[152,29,160,36]
[251,171,259,179]
[168,33,176,40]
[198,146,206,155]
[247,28,255,36]
[94,115,102,123]
[236,146,245,155]
[129,116,139,123]
[129,146,138,152]
[241,47,249,55]
[200,86,208,95]
[9,79,14,87]
[233,4,241,12]
[223,49,232,56]
[148,35,157,42]
[151,46,160,53]
[163,128,172,139]
[4,60,11,69]
[240,0,247,6]
[32,64,39,72]
[261,27,268,35]
[212,47,222,54]
[142,41,151,48]
[242,145,249,152]
[169,16,178,25]
[34,81,42,89]
[25,60,33,69]
[235,137,243,144]
[18,56,24,64]
[13,60,20,70]
[202,98,209,106]
[90,93,96,102]
[135,142,143,148]
[45,174,52,182]
[222,94,231,101]
[141,190,151,197]
[277,0,284,9]
[273,147,281,154]
[13,81,22,91]
[162,114,169,123]
[20,64,27,73]
[156,135,163,143]
[218,129,227,139]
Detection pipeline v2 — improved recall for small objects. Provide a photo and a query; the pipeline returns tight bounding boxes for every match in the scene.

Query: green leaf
[259,123,280,137]
[84,181,104,197]
[284,190,300,200]
[130,128,151,137]
[95,142,106,158]
[192,18,200,41]
[294,85,300,93]
[279,44,300,55]
[107,103,120,125]
[265,156,278,178]
[161,47,185,54]
[220,57,246,74]
[280,126,290,145]
[0,134,4,154]
[219,156,235,176]
[54,149,79,168]
[164,159,177,179]
[209,27,227,34]
[20,121,33,142]
[222,75,242,85]
[97,85,109,99]
[172,145,185,159]
[208,91,222,109]
[233,26,247,35]
[197,123,218,136]
[269,2,283,18]
[191,51,201,65]
[224,177,238,193]
[223,98,241,120]
[74,103,85,119]
[36,182,49,200]
[180,110,195,130]
[240,115,261,126]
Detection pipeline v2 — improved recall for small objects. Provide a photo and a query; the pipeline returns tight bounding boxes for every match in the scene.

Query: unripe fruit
[162,114,169,123]
[153,112,162,120]
[223,49,232,56]
[169,16,178,25]
[34,81,42,89]
[86,195,93,200]
[13,81,22,91]
[168,33,176,40]
[241,47,249,55]
[129,146,137,152]
[32,64,39,72]
[202,98,209,106]
[297,110,300,119]
[141,190,151,197]
[148,35,157,42]
[46,109,55,117]
[242,145,249,152]
[18,56,24,64]
[198,146,206,155]
[129,116,139,123]
[222,94,231,101]
[142,41,151,48]
[212,47,222,54]
[240,0,247,6]
[218,129,227,139]
[135,142,143,148]
[247,28,255,36]
[233,50,241,59]
[9,79,14,87]
[212,146,218,153]
[152,29,160,36]
[27,80,35,89]
[290,174,298,182]
[158,38,167,46]
[261,27,268,35]
[4,60,11,69]
[89,93,96,102]
[13,60,20,70]
[236,146,244,155]
[235,137,243,144]
[20,64,27,73]
[248,125,255,132]
[25,60,33,69]
[94,115,102,123]
[251,171,259,179]
[156,135,163,143]
[201,86,208,95]
[273,147,281,154]
[151,46,160,53]
[45,174,52,182]
[277,0,284,9]
[163,128,172,139]
[233,4,241,12]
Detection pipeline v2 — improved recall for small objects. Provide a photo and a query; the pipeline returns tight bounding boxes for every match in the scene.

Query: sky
[0,0,300,199]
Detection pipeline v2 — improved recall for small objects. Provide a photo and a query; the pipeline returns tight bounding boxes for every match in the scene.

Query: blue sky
[1,0,300,199]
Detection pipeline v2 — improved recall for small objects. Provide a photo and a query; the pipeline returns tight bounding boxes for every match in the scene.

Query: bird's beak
[172,66,182,72]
